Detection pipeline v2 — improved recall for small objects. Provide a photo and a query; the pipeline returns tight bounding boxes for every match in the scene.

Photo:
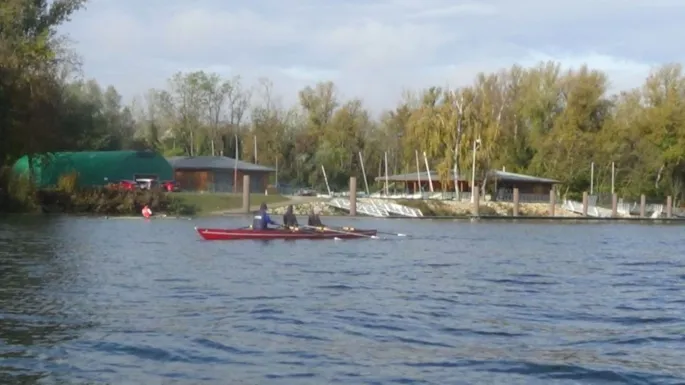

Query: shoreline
[3,211,684,224]
[217,212,685,223]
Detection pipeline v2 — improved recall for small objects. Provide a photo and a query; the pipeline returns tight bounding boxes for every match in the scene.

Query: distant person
[142,204,152,219]
[308,207,324,227]
[253,202,277,230]
[283,205,298,228]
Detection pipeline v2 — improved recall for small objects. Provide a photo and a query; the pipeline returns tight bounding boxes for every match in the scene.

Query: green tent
[12,150,174,188]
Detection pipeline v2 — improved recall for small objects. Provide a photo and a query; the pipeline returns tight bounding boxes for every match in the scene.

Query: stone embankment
[422,200,578,217]
[271,201,337,215]
[270,198,579,217]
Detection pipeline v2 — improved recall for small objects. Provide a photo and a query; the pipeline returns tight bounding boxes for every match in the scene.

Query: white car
[135,178,157,190]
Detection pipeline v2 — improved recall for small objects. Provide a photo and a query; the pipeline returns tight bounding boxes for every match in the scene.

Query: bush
[0,166,37,212]
[57,172,79,194]
[0,172,197,216]
[12,187,194,216]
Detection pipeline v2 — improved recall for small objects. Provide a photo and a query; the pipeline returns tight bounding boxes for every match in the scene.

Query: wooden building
[490,170,559,202]
[167,156,275,193]
[374,169,560,202]
[374,171,468,193]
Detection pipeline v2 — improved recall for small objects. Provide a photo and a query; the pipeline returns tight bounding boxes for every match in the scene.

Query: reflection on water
[0,217,91,385]
[1,216,684,384]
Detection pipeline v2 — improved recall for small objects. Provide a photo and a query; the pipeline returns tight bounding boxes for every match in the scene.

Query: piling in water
[349,176,357,216]
[472,187,480,217]
[513,188,519,217]
[242,175,250,213]
[667,196,672,218]
[582,191,588,216]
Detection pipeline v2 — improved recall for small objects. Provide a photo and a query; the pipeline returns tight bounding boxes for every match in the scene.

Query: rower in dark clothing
[283,205,298,228]
[252,202,277,230]
[308,207,324,227]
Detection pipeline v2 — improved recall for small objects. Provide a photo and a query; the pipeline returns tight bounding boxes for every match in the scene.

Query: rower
[308,207,324,227]
[252,202,277,230]
[283,204,298,228]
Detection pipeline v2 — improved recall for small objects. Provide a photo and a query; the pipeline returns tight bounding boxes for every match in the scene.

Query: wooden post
[611,193,618,218]
[512,188,519,216]
[349,177,357,216]
[582,191,588,216]
[549,188,556,217]
[242,174,250,213]
[640,194,646,218]
[472,187,480,217]
[666,196,672,218]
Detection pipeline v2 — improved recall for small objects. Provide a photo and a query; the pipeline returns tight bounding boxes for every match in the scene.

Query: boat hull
[195,227,377,241]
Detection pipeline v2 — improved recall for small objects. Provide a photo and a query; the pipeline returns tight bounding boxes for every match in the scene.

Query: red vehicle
[161,180,180,192]
[195,227,377,241]
[107,180,137,191]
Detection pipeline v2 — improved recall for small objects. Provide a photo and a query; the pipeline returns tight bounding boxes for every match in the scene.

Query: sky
[59,0,685,113]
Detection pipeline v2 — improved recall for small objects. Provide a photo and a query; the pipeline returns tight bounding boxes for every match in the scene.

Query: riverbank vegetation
[3,0,685,215]
[0,168,196,216]
[0,165,286,216]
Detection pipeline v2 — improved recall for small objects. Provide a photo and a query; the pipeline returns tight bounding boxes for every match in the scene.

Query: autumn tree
[6,0,685,204]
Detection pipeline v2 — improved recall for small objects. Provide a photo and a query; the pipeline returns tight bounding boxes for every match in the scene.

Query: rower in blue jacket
[253,202,278,230]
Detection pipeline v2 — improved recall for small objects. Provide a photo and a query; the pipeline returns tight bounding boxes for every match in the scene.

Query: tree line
[3,0,685,201]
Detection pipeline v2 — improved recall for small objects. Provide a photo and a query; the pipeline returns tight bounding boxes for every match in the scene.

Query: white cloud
[409,3,499,19]
[58,0,685,113]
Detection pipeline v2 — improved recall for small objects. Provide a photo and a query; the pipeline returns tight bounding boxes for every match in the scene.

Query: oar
[303,225,379,239]
[327,226,405,237]
[324,227,379,239]
[376,230,407,237]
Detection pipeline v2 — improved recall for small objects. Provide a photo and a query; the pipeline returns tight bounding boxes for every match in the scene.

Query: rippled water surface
[1,215,684,384]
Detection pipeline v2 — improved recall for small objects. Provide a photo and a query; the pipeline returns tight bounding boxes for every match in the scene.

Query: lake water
[1,215,684,384]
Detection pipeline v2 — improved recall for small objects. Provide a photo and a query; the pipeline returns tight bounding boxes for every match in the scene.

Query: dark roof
[374,171,447,182]
[167,156,275,172]
[490,170,559,184]
[374,169,559,184]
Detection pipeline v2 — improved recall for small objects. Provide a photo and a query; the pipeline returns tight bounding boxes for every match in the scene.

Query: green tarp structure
[12,150,174,188]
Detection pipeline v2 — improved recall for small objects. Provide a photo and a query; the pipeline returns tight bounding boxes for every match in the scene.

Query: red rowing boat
[194,226,377,241]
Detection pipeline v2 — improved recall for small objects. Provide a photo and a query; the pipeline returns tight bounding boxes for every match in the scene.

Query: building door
[213,170,234,192]
[249,174,263,193]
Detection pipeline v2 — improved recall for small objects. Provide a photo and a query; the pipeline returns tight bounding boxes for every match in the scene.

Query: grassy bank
[172,192,288,215]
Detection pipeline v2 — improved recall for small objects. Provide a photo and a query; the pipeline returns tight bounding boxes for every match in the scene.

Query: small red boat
[194,226,377,241]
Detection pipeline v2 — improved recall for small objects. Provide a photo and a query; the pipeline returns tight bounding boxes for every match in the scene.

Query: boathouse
[374,169,560,202]
[167,156,275,193]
